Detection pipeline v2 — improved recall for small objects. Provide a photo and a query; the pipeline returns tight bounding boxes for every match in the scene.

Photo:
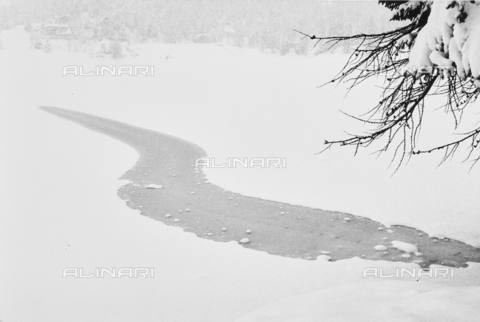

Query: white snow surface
[1,26,480,321]
[1,26,476,246]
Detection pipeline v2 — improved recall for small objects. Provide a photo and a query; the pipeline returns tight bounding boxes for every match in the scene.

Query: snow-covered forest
[1,0,397,54]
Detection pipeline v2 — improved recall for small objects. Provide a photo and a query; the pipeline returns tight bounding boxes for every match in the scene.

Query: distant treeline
[2,0,402,54]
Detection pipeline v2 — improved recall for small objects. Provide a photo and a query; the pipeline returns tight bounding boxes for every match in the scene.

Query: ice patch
[144,184,163,189]
[391,241,419,253]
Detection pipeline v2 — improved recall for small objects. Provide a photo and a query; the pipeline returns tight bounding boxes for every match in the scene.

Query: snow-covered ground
[1,26,480,321]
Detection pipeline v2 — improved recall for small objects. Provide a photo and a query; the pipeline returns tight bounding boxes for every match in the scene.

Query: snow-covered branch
[307,0,480,167]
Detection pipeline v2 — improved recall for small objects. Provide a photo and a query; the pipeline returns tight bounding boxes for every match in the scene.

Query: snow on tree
[300,0,480,168]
